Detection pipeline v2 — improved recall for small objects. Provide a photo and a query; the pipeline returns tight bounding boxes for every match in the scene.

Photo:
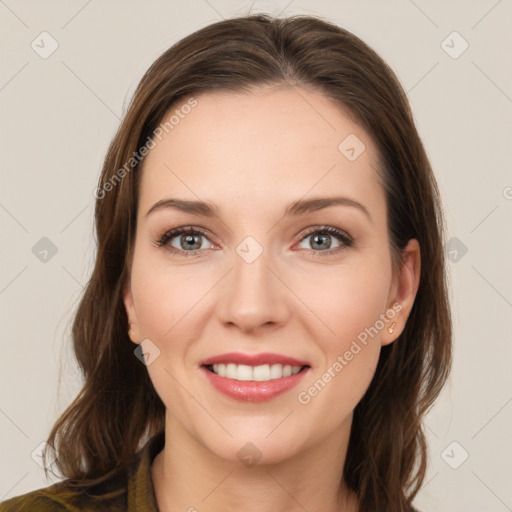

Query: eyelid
[296,225,353,244]
[155,225,215,250]
[155,224,353,257]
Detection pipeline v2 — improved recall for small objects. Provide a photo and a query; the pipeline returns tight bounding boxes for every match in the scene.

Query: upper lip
[201,352,310,367]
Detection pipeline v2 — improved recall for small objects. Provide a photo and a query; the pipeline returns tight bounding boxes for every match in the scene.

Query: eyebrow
[145,196,372,222]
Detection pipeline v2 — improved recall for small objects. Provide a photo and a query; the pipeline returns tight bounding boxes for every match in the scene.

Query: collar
[127,430,165,511]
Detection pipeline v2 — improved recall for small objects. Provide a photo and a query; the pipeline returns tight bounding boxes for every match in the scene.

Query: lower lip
[201,366,310,402]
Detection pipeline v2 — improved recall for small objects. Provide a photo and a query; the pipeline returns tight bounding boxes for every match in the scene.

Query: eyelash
[154,225,354,258]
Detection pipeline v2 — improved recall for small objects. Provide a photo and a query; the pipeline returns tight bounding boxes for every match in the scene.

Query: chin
[200,428,308,467]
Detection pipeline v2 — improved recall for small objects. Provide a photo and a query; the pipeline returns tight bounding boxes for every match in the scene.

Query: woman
[0,12,451,512]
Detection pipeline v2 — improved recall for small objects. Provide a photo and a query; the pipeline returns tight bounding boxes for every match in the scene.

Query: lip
[201,365,310,402]
[201,352,311,367]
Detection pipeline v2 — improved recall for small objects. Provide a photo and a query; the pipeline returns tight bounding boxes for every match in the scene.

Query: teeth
[211,363,304,381]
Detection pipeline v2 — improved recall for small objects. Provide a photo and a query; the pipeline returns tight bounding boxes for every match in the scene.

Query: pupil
[313,234,330,250]
[184,234,199,249]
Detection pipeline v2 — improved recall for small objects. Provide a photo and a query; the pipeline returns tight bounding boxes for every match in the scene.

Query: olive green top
[0,431,165,511]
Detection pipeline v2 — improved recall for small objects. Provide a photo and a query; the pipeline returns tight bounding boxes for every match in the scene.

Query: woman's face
[124,85,419,464]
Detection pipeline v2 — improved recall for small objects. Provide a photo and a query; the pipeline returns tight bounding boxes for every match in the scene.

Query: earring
[388,322,396,334]
[128,324,135,340]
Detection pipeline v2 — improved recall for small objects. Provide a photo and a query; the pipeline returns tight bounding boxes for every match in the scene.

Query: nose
[216,242,290,334]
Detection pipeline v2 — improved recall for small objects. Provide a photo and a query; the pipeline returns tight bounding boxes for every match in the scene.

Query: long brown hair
[43,13,452,511]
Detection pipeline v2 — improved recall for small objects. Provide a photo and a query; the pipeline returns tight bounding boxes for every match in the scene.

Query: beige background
[1,1,511,510]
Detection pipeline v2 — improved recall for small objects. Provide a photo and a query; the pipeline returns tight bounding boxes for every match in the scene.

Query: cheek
[130,250,214,340]
[299,254,392,346]
[295,256,391,406]
[297,311,385,426]
[129,254,206,420]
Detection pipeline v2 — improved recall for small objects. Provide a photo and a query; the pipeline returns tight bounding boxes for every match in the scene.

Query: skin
[123,84,421,512]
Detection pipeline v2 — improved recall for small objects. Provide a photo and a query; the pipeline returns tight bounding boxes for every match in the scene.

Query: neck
[151,413,358,512]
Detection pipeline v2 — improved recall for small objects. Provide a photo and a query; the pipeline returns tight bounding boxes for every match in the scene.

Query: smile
[206,363,306,381]
[200,352,311,402]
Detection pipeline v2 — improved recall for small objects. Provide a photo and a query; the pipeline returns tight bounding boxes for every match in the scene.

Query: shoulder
[0,431,164,512]
[0,477,128,512]
[0,482,81,511]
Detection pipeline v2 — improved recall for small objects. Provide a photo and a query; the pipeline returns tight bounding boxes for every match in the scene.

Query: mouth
[199,353,311,402]
[203,363,309,381]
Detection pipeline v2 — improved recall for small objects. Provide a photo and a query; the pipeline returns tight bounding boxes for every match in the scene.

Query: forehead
[138,85,385,220]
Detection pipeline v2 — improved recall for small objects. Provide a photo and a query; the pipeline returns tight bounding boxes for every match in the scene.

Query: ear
[123,280,141,345]
[382,238,421,346]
